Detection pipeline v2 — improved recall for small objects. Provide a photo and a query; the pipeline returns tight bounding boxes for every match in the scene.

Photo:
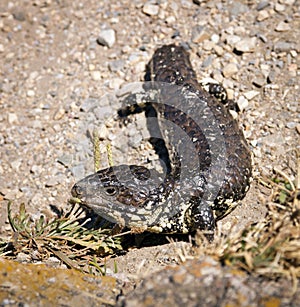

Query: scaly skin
[71,45,252,239]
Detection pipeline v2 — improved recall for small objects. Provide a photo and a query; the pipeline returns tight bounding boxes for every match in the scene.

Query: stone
[57,154,73,167]
[53,107,65,120]
[286,122,297,129]
[237,96,249,111]
[234,37,257,53]
[267,70,276,83]
[211,34,220,44]
[80,98,98,112]
[166,16,176,24]
[45,176,63,187]
[191,25,210,43]
[229,2,248,16]
[275,21,291,32]
[13,11,26,21]
[224,35,241,48]
[27,89,35,97]
[108,60,124,72]
[214,45,224,56]
[257,10,269,21]
[90,71,101,81]
[279,0,295,4]
[8,113,18,124]
[273,41,294,52]
[243,90,260,100]
[274,3,285,12]
[252,77,265,88]
[97,29,116,48]
[10,159,22,171]
[70,164,85,180]
[256,1,270,10]
[290,50,297,58]
[142,3,159,16]
[109,78,124,90]
[222,63,238,78]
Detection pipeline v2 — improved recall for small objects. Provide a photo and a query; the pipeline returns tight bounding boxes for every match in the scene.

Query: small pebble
[27,89,35,97]
[222,63,238,78]
[88,64,95,71]
[280,0,295,4]
[165,16,176,24]
[290,50,297,58]
[256,1,270,10]
[142,3,159,16]
[10,159,22,171]
[267,71,276,83]
[45,176,63,187]
[256,10,269,21]
[108,60,124,72]
[252,77,265,88]
[70,164,85,180]
[213,45,224,56]
[202,41,215,51]
[275,21,291,32]
[57,155,73,167]
[45,257,61,267]
[80,98,98,112]
[90,70,101,81]
[31,165,42,175]
[234,37,257,53]
[13,11,26,22]
[53,107,65,120]
[201,55,213,68]
[274,3,286,12]
[286,122,297,129]
[229,2,248,16]
[32,120,43,129]
[224,35,241,47]
[250,139,258,147]
[211,34,220,44]
[258,34,268,43]
[243,90,260,100]
[191,25,210,43]
[109,78,124,90]
[16,252,31,263]
[171,30,180,39]
[253,147,262,158]
[237,96,249,111]
[97,29,116,48]
[8,113,18,124]
[29,71,39,80]
[273,41,294,52]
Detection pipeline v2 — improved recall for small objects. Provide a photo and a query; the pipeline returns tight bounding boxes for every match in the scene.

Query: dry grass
[196,150,300,292]
[0,202,124,275]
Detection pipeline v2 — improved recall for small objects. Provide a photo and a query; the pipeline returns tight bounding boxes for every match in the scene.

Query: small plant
[1,202,124,275]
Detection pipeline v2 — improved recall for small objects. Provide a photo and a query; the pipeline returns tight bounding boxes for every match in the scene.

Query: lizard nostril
[71,184,83,197]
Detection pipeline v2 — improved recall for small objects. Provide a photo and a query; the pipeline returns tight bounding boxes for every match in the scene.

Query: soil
[0,0,299,306]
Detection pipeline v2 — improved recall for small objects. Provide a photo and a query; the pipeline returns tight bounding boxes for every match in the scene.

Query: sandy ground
[0,0,299,305]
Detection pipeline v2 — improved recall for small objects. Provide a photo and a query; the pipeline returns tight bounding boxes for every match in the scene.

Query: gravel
[0,0,299,304]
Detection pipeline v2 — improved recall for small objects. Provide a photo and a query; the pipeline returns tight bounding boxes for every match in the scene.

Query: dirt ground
[0,0,299,305]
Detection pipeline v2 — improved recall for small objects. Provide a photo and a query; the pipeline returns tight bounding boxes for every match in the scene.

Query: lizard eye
[105,187,118,196]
